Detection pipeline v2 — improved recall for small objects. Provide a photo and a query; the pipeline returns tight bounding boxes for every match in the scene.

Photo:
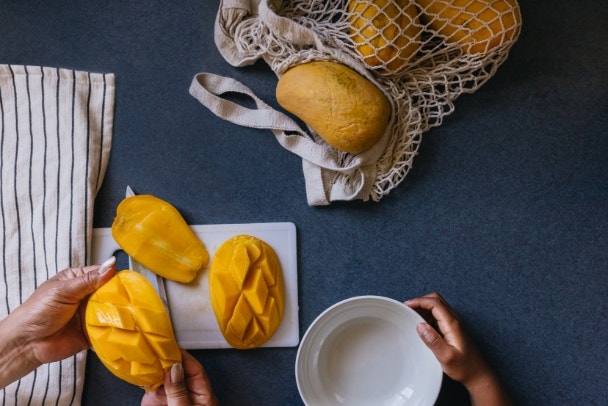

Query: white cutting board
[91,222,299,349]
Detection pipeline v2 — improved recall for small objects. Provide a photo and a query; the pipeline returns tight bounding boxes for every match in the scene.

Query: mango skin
[276,61,391,154]
[85,270,181,391]
[348,0,422,74]
[112,194,209,283]
[417,0,522,54]
[209,235,285,349]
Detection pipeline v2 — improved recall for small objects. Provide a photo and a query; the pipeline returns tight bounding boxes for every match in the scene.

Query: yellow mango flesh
[85,271,181,391]
[417,0,522,54]
[276,61,391,154]
[209,235,285,349]
[112,194,209,283]
[348,0,422,74]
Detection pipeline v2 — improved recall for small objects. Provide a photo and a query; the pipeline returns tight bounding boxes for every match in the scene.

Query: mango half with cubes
[85,270,181,391]
[112,194,209,283]
[209,235,285,349]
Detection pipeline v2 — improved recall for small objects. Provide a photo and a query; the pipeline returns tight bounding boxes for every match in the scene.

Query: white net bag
[190,0,522,205]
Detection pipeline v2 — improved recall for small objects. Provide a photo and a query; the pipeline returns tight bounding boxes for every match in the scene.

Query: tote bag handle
[189,72,377,205]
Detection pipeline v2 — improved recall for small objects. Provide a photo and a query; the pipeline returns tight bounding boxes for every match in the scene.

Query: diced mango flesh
[209,235,285,349]
[85,271,181,391]
[243,269,268,315]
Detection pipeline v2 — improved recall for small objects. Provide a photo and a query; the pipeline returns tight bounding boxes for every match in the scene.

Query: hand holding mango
[87,194,286,391]
[0,259,117,389]
[85,270,181,391]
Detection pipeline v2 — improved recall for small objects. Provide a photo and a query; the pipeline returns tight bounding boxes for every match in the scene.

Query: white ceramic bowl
[295,296,442,406]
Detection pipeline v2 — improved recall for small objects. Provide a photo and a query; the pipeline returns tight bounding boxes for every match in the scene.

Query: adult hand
[141,349,219,406]
[14,257,117,364]
[0,257,116,388]
[406,292,513,406]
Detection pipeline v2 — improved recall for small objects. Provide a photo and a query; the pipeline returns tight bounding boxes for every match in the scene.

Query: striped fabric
[0,65,115,405]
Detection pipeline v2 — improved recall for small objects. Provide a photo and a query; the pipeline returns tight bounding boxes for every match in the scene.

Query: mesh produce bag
[190,0,521,205]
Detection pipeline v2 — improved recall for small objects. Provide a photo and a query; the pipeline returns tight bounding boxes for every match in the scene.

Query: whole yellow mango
[276,61,391,154]
[417,0,522,54]
[112,194,209,284]
[209,235,285,349]
[85,270,181,391]
[348,0,422,74]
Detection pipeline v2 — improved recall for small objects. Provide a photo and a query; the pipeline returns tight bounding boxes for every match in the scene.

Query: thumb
[416,322,451,363]
[165,363,192,406]
[55,257,116,302]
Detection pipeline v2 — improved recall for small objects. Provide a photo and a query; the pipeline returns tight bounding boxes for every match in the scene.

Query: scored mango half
[112,194,209,283]
[85,270,181,391]
[210,235,285,349]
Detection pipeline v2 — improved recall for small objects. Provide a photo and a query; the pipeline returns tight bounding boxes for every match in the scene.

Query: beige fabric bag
[0,65,115,405]
[190,0,521,205]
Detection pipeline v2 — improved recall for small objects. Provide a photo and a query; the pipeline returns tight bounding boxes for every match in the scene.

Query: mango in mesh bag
[348,0,422,75]
[417,0,522,54]
[85,270,181,391]
[209,235,285,349]
[112,194,209,284]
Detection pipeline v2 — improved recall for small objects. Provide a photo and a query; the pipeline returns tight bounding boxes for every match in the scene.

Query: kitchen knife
[125,186,171,316]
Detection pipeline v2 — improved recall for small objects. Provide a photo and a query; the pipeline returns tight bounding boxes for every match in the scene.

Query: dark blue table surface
[1,1,606,405]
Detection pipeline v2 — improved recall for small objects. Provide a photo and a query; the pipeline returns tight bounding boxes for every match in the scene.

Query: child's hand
[405,292,490,384]
[406,292,513,406]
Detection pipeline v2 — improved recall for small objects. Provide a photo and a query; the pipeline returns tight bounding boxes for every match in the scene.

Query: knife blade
[125,186,172,316]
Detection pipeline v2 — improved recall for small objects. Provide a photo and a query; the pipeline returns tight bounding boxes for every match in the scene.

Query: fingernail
[171,363,184,384]
[416,322,433,340]
[98,256,116,274]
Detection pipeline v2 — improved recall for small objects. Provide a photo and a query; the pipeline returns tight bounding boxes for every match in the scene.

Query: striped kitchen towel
[0,65,115,405]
